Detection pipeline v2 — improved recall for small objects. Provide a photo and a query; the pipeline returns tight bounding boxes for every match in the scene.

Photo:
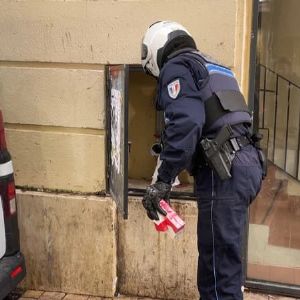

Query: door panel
[106,65,129,219]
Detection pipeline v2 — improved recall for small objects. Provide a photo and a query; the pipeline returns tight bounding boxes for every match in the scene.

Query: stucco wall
[17,191,117,297]
[0,0,253,297]
[0,1,237,66]
[118,198,199,300]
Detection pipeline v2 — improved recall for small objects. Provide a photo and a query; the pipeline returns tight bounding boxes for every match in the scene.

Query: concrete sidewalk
[19,290,298,300]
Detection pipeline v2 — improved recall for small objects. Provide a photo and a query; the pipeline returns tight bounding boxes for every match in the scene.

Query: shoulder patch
[167,79,181,99]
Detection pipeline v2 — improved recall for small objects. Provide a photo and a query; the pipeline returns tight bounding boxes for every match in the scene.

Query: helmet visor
[141,43,148,60]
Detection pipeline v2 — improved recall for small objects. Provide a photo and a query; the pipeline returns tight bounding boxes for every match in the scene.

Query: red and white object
[153,200,185,236]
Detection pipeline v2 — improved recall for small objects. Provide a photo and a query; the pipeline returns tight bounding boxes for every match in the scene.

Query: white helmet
[141,21,197,77]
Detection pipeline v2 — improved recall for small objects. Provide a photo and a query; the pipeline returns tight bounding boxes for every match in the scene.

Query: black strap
[204,90,250,130]
[225,136,251,153]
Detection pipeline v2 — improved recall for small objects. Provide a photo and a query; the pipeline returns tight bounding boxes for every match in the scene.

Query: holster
[199,124,253,180]
[199,124,235,180]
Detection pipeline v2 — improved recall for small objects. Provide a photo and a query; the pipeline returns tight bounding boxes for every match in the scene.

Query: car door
[0,194,6,258]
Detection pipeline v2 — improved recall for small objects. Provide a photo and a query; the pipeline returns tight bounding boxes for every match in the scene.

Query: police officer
[141,21,264,300]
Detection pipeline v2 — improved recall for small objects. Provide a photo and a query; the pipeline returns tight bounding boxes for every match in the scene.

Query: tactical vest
[168,50,252,133]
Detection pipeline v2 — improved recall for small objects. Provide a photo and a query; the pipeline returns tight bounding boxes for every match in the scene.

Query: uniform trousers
[195,144,262,300]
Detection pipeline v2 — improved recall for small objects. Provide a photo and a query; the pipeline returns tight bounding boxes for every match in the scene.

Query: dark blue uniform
[156,51,263,300]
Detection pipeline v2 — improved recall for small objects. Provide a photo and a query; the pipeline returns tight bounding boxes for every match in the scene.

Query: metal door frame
[106,65,129,219]
[106,64,196,204]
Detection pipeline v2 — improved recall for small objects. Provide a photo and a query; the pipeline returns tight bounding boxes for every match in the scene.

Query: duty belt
[225,135,251,154]
[199,124,252,180]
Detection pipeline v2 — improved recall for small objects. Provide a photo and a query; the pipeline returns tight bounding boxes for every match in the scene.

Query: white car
[0,110,25,300]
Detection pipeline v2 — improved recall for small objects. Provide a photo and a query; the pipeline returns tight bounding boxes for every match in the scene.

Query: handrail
[259,64,300,180]
[260,65,300,89]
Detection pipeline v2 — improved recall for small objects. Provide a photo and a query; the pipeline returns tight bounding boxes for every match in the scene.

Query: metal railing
[259,64,300,180]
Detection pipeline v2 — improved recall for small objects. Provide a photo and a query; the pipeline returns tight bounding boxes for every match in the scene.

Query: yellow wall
[0,0,252,193]
[128,72,157,180]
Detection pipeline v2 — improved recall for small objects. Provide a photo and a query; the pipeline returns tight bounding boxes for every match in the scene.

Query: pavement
[18,290,299,300]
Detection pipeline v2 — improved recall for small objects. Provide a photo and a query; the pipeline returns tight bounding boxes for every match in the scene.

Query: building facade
[3,1,297,299]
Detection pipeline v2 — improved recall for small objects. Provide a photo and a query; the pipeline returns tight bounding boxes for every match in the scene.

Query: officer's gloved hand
[142,181,171,220]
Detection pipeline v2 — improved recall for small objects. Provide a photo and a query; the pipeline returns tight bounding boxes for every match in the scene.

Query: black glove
[142,181,171,220]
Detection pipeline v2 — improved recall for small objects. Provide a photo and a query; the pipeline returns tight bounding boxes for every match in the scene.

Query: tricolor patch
[167,79,181,99]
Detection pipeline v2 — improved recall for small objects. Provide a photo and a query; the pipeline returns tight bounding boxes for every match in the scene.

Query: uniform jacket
[156,51,252,183]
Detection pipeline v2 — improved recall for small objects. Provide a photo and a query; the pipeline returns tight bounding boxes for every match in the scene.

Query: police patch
[167,79,180,99]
